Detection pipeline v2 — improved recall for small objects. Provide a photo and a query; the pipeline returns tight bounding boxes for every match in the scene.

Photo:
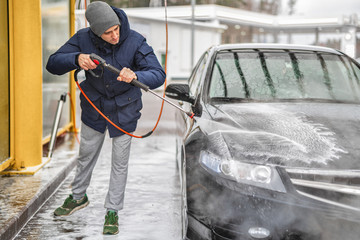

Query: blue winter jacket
[46,7,166,138]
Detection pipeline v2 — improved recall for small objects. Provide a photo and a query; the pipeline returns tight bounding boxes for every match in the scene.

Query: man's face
[101,25,120,45]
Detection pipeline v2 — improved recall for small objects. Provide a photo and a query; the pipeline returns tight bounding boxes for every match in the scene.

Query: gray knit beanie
[85,1,120,37]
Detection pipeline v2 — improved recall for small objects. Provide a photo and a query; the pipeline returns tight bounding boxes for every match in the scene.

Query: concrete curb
[0,157,77,240]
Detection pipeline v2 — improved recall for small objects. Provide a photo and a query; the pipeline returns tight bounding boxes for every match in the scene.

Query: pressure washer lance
[89,53,195,119]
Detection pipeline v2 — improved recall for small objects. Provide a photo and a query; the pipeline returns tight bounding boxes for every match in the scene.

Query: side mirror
[165,83,195,105]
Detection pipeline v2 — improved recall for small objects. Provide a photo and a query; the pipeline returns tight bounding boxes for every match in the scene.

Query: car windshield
[209,50,360,103]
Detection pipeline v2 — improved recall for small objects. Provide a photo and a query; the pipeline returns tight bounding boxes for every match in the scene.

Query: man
[46,1,165,235]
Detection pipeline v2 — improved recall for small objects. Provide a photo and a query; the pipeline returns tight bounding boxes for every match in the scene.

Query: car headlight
[200,151,286,193]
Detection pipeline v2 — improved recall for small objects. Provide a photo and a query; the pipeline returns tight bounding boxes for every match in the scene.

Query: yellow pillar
[9,0,43,171]
[0,0,12,172]
[69,0,77,132]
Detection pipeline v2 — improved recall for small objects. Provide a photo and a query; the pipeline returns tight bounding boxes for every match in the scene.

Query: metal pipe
[48,93,67,158]
[89,53,195,118]
[147,89,193,118]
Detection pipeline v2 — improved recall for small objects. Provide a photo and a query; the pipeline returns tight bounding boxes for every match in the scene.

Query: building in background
[122,5,360,82]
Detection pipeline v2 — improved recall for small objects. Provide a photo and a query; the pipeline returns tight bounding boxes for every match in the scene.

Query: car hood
[200,102,360,170]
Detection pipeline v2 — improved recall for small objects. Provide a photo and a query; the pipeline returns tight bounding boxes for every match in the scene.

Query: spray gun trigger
[188,112,195,119]
[90,53,106,66]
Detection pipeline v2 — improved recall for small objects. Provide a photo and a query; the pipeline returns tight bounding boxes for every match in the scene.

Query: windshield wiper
[271,98,355,104]
[210,97,252,103]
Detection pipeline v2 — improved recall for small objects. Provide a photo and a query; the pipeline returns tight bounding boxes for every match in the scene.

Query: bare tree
[149,0,162,7]
[258,0,280,15]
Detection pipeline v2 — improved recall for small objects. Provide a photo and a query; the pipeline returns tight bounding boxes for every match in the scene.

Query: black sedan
[165,44,360,240]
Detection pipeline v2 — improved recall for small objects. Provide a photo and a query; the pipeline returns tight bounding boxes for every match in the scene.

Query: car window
[209,50,360,103]
[189,52,208,96]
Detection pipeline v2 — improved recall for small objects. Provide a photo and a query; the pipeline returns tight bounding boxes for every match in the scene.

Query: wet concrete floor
[15,91,182,240]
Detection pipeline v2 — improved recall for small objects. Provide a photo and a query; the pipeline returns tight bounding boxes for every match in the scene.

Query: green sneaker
[54,194,89,216]
[103,211,119,235]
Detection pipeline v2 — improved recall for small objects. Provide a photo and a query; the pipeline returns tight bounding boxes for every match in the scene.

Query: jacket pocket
[138,44,153,56]
[137,44,154,66]
[80,84,102,121]
[114,89,142,125]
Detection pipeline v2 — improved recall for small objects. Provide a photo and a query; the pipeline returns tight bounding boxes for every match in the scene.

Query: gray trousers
[72,123,132,212]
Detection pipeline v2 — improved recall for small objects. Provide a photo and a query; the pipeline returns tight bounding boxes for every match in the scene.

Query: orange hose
[75,80,146,138]
[84,0,88,27]
[151,0,168,132]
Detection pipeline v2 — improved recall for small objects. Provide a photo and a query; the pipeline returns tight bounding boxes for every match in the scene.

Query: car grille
[285,168,360,212]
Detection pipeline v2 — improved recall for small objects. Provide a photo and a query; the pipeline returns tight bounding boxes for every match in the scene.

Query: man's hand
[78,53,97,71]
[117,67,137,83]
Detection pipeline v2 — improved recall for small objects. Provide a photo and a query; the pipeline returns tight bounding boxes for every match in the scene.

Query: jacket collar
[89,31,117,55]
[111,6,130,45]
